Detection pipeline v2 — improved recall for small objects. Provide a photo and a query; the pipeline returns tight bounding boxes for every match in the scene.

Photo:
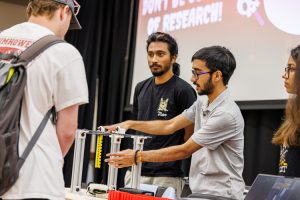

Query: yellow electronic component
[6,67,15,83]
[95,135,103,168]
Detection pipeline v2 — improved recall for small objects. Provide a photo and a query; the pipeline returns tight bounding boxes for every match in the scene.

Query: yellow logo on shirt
[158,98,168,112]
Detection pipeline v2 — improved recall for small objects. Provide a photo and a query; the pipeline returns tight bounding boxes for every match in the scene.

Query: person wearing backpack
[0,0,88,199]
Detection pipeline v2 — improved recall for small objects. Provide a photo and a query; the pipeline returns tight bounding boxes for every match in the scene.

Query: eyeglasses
[72,0,81,15]
[191,69,212,80]
[284,66,296,79]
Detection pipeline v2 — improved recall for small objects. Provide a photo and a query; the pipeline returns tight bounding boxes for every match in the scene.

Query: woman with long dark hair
[272,45,300,177]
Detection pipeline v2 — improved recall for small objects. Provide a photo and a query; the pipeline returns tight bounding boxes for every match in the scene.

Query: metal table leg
[107,134,124,190]
[130,136,146,189]
[70,130,87,193]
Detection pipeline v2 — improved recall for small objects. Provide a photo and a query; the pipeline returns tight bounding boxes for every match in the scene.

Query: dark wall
[242,109,283,185]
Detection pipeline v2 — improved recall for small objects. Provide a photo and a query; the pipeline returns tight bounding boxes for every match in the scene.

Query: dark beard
[197,76,214,96]
[150,63,171,77]
[152,70,165,76]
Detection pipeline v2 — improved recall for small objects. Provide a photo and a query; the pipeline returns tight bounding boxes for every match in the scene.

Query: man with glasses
[104,46,245,199]
[0,0,88,199]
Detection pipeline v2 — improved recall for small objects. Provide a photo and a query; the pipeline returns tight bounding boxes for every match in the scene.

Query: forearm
[106,138,200,168]
[140,145,190,163]
[139,138,201,163]
[126,120,174,135]
[57,134,75,156]
[124,114,192,135]
[56,105,79,157]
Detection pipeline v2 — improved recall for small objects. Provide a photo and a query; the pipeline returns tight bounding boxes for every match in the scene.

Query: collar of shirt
[201,89,230,115]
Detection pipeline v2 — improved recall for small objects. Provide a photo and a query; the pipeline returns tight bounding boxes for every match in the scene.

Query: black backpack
[0,35,64,195]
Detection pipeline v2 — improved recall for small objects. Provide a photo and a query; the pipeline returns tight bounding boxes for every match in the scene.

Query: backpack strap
[17,108,53,169]
[16,35,65,169]
[16,35,65,65]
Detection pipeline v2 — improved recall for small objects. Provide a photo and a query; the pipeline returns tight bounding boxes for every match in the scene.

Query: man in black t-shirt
[125,32,196,196]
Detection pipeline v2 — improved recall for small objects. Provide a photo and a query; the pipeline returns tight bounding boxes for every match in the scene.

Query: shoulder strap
[16,35,65,65]
[17,35,65,170]
[17,108,53,170]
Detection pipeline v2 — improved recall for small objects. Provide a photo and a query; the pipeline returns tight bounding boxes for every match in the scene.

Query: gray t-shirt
[182,89,245,200]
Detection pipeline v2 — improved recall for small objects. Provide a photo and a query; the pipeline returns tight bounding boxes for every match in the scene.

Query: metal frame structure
[70,128,150,193]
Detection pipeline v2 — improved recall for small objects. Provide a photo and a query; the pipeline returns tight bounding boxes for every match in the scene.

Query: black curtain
[63,0,137,187]
[242,109,284,186]
[62,0,286,189]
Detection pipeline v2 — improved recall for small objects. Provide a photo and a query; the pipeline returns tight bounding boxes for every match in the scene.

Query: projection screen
[130,0,300,105]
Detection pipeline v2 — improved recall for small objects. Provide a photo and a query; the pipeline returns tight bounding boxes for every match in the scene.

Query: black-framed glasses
[73,0,81,15]
[191,69,212,80]
[284,66,296,79]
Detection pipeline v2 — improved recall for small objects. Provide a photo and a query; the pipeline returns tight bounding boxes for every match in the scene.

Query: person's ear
[214,70,223,82]
[171,55,177,64]
[60,5,70,20]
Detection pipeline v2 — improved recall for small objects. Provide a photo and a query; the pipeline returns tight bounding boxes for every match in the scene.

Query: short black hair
[146,32,180,76]
[191,46,236,85]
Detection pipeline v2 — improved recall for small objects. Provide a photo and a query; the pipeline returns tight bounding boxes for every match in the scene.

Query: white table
[65,188,108,200]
